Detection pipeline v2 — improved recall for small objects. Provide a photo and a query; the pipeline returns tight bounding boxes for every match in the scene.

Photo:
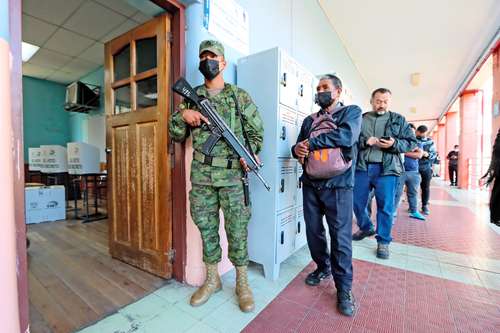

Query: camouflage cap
[199,40,225,57]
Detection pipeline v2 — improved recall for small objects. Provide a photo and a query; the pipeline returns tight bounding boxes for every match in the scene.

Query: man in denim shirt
[394,124,426,220]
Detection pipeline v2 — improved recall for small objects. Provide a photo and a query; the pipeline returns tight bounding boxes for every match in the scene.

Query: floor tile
[185,321,221,333]
[406,256,442,278]
[77,313,136,333]
[154,282,197,305]
[439,263,483,287]
[140,305,197,333]
[476,270,500,291]
[175,290,231,320]
[119,293,170,324]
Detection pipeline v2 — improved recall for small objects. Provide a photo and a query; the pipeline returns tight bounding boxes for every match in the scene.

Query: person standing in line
[394,123,426,220]
[292,74,362,316]
[352,88,417,259]
[415,125,437,216]
[481,129,500,227]
[447,145,459,186]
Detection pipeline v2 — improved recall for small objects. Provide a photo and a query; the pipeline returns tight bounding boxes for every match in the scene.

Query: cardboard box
[25,186,66,224]
[41,145,68,173]
[28,147,43,171]
[67,142,100,175]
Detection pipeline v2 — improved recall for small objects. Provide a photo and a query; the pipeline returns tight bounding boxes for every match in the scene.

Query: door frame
[10,0,187,331]
[149,0,187,283]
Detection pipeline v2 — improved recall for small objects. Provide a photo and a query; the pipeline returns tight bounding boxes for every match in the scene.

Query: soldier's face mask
[315,91,334,109]
[199,59,220,80]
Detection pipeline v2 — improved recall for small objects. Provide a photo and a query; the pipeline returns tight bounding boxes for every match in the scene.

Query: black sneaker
[377,243,390,259]
[337,290,355,316]
[352,228,376,241]
[422,206,430,215]
[305,268,331,286]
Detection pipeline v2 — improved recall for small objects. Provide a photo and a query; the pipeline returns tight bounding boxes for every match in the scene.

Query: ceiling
[22,0,156,84]
[318,0,500,128]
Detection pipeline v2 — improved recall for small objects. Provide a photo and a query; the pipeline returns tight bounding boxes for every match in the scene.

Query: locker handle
[299,84,304,97]
[297,222,301,234]
[280,179,285,192]
[280,126,286,140]
[281,72,287,87]
[280,231,284,244]
[298,180,302,189]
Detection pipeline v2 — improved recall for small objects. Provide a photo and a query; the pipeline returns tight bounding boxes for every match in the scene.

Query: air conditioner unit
[64,81,100,113]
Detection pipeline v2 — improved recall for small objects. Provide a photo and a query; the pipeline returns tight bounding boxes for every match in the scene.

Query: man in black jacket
[352,88,417,259]
[292,74,362,317]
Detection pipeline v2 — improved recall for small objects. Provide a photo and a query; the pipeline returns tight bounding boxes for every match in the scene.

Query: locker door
[311,76,319,114]
[295,205,307,250]
[279,52,298,109]
[297,68,313,114]
[276,209,296,263]
[277,159,297,212]
[296,162,303,206]
[277,105,297,157]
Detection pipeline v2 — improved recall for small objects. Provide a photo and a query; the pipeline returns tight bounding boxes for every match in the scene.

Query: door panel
[105,15,173,278]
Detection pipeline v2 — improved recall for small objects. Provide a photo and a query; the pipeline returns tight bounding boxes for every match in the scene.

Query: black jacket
[291,104,362,189]
[357,111,417,176]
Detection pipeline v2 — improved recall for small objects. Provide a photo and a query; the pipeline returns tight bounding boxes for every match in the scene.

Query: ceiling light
[410,107,417,114]
[22,42,40,62]
[410,73,421,86]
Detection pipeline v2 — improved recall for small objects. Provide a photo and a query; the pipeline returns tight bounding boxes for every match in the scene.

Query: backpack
[304,106,351,180]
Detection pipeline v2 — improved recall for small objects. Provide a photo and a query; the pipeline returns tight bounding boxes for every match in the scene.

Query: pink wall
[458,90,483,189]
[437,124,446,177]
[0,39,22,333]
[183,140,233,286]
[445,112,459,180]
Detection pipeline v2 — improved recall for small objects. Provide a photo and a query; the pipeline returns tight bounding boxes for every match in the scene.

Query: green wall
[22,76,70,160]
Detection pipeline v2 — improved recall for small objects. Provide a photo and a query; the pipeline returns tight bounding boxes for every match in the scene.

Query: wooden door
[104,15,173,278]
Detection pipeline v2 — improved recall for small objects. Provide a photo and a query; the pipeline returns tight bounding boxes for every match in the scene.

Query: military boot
[190,263,222,307]
[235,266,255,312]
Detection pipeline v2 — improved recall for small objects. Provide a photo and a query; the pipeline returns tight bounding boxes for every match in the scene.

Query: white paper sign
[203,0,249,55]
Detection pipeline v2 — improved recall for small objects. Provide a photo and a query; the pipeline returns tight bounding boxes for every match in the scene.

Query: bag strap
[307,105,348,138]
[231,87,256,159]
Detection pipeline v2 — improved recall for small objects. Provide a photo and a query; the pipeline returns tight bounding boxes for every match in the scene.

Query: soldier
[168,40,264,312]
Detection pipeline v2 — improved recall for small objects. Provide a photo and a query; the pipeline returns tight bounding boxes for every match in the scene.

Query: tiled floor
[78,180,500,333]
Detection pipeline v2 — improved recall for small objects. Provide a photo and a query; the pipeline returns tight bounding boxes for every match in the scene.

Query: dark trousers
[419,168,433,208]
[303,185,353,291]
[449,165,458,185]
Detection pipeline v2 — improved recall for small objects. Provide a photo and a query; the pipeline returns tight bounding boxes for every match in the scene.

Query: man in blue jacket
[292,74,362,317]
[352,88,417,259]
[415,125,437,215]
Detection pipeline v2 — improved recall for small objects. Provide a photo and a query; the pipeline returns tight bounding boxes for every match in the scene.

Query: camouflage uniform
[169,77,264,267]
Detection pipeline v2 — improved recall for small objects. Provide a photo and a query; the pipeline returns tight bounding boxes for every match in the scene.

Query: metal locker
[277,105,297,157]
[295,205,307,250]
[297,67,314,114]
[276,208,296,264]
[279,51,298,109]
[277,159,297,212]
[238,47,319,280]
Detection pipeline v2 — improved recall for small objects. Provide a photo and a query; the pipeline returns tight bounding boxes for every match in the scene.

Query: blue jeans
[353,163,398,244]
[303,185,353,291]
[394,171,421,212]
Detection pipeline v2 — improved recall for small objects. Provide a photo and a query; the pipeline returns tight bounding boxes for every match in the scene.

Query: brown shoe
[235,266,255,312]
[190,263,222,307]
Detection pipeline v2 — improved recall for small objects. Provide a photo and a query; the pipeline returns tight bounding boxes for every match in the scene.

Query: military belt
[193,151,241,170]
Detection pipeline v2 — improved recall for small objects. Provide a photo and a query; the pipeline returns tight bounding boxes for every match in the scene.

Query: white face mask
[376,110,386,116]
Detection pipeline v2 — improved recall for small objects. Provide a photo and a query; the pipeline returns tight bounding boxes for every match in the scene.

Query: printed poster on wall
[203,0,250,55]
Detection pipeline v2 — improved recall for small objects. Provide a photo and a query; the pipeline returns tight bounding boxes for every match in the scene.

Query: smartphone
[380,136,390,141]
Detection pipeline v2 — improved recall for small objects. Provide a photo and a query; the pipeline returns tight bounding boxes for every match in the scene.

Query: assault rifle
[172,77,271,191]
